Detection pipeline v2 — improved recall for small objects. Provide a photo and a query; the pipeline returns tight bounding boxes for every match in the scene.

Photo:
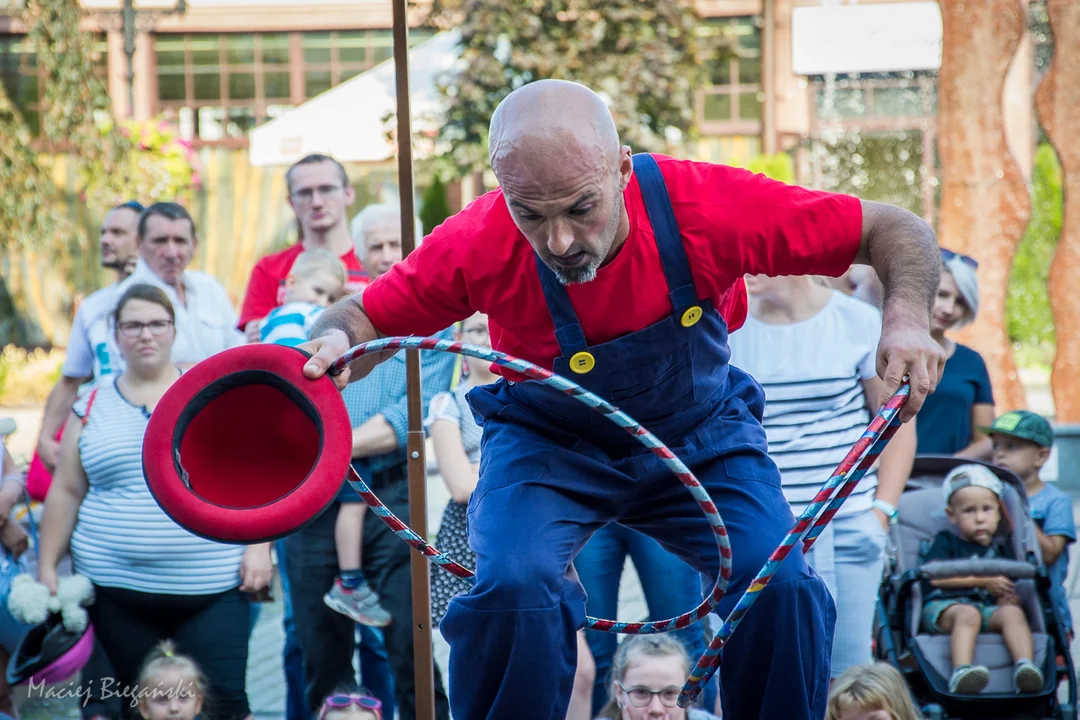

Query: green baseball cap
[978,410,1054,448]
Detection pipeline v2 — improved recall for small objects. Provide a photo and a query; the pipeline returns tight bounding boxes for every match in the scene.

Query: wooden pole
[390,1,437,718]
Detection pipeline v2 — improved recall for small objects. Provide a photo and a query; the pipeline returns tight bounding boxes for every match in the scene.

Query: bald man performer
[300,80,945,719]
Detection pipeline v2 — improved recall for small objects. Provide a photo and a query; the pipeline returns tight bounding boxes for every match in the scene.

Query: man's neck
[749,280,831,325]
[302,224,353,257]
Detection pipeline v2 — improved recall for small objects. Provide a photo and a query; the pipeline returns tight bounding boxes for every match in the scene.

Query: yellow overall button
[569,351,596,374]
[681,306,703,328]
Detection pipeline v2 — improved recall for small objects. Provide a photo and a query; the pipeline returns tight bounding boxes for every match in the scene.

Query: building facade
[0,0,1037,346]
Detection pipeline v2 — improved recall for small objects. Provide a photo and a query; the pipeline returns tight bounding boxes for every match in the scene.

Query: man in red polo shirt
[299,80,945,719]
[238,154,369,340]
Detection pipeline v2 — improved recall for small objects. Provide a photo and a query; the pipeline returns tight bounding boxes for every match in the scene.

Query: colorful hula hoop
[331,335,733,638]
[329,336,909,708]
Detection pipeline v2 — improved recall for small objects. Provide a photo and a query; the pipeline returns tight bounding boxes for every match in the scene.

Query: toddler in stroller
[874,456,1076,720]
[921,464,1043,695]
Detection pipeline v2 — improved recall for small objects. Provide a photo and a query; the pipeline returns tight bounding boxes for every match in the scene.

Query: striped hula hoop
[331,336,733,636]
[678,385,908,707]
[330,336,909,708]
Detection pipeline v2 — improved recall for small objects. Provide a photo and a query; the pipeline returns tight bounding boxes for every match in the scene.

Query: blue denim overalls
[439,154,836,719]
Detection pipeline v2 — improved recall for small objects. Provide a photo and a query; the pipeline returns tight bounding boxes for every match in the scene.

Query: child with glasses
[595,635,721,720]
[318,685,382,720]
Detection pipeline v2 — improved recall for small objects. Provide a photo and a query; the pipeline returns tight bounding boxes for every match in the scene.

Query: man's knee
[473,554,569,610]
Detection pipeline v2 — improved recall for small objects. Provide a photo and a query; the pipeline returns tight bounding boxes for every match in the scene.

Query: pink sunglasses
[317,694,382,719]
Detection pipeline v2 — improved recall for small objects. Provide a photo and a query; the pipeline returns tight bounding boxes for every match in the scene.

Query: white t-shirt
[79,260,244,380]
[61,283,123,379]
[728,290,882,517]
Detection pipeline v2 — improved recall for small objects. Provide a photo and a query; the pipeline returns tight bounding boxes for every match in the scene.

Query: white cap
[943,464,1003,504]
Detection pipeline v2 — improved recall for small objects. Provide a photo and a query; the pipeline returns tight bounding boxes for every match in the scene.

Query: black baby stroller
[873,456,1077,720]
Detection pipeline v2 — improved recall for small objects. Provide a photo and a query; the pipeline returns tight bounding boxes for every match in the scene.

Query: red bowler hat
[143,343,353,544]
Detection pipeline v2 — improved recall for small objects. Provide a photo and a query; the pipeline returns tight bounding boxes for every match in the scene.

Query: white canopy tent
[248,30,461,166]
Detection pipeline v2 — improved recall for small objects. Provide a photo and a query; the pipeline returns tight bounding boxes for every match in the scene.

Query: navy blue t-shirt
[916,343,994,454]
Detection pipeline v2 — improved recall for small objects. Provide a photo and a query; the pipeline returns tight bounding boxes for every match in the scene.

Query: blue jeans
[576,523,719,713]
[283,474,448,720]
[274,539,308,720]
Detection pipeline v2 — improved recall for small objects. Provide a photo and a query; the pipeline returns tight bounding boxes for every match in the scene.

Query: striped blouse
[728,291,883,517]
[71,379,245,594]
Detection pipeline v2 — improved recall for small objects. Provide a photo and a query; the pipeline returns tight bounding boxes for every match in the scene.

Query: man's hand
[239,544,273,593]
[983,575,1015,599]
[36,436,60,474]
[877,321,946,423]
[299,329,352,390]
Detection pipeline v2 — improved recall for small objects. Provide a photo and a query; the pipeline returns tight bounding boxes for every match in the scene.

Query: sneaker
[324,578,392,627]
[1014,660,1044,693]
[949,664,990,694]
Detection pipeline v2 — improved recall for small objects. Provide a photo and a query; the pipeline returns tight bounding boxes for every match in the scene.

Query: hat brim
[977,427,1047,446]
[143,343,353,544]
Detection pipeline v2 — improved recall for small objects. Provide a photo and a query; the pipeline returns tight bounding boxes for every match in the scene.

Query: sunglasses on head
[940,247,978,269]
[318,694,382,719]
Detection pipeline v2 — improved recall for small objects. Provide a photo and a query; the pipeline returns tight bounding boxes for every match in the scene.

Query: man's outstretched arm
[855,200,946,422]
[301,294,392,389]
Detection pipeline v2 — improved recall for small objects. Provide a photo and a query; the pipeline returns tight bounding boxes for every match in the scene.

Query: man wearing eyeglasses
[238,154,370,343]
[281,202,454,720]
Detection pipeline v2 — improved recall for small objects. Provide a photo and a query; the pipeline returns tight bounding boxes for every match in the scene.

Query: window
[698,16,762,131]
[812,74,937,123]
[0,33,106,137]
[155,29,434,145]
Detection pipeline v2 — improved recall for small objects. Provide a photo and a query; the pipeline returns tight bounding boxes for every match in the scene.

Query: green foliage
[0,75,70,253]
[1007,142,1063,360]
[420,175,453,235]
[0,0,196,257]
[82,116,199,210]
[425,0,727,177]
[729,152,796,184]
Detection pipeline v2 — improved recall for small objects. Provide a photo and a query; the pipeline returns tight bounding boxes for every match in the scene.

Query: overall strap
[534,253,589,355]
[631,154,698,312]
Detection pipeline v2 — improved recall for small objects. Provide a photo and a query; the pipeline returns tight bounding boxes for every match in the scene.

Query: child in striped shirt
[259,248,347,347]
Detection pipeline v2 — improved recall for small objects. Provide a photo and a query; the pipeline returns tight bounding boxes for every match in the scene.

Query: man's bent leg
[440,420,622,720]
[624,448,836,720]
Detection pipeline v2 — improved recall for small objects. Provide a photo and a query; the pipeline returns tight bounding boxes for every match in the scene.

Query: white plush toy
[7,574,94,634]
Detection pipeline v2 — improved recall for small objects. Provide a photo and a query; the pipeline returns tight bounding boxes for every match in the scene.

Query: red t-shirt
[363,154,863,373]
[238,244,369,330]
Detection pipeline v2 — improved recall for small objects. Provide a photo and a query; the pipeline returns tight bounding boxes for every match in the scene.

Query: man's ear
[617,145,633,191]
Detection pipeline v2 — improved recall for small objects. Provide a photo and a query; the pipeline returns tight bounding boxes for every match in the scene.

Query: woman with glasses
[915,249,995,459]
[37,284,271,720]
[595,635,721,720]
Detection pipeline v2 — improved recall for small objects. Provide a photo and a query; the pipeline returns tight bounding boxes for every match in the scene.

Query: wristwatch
[872,498,899,525]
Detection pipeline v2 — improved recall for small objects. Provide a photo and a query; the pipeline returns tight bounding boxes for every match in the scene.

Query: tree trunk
[1035,0,1080,422]
[937,0,1030,412]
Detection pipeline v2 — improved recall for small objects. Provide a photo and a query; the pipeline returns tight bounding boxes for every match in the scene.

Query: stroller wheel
[1058,703,1076,720]
[923,704,945,720]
